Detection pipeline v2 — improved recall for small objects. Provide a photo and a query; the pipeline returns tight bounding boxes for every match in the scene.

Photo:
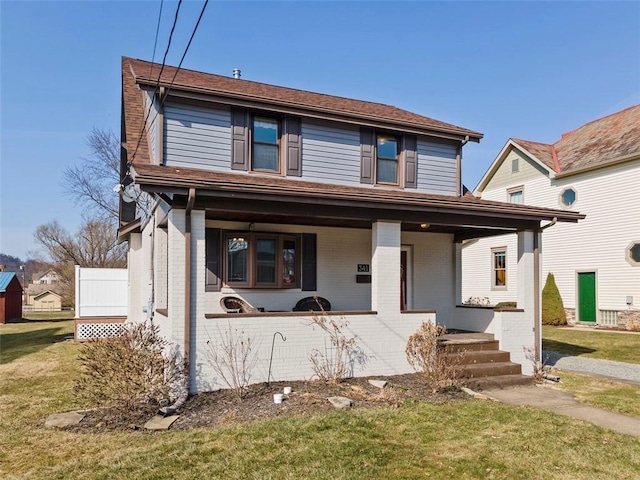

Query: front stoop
[440,333,534,390]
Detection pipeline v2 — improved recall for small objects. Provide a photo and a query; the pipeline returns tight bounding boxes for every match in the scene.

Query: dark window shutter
[360,128,374,184]
[301,233,317,291]
[231,108,248,171]
[205,228,221,291]
[285,116,302,176]
[404,134,418,188]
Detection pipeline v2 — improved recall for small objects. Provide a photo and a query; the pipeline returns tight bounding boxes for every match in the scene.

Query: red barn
[0,272,23,323]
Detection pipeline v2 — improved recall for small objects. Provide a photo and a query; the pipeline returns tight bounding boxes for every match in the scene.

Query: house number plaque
[357,264,370,273]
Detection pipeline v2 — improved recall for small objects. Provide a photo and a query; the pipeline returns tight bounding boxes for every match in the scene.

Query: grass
[552,371,640,418]
[542,326,640,364]
[22,310,75,321]
[1,320,639,479]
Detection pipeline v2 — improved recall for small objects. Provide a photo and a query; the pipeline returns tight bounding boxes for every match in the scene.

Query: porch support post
[454,241,463,305]
[516,230,536,315]
[371,220,401,314]
[127,232,145,323]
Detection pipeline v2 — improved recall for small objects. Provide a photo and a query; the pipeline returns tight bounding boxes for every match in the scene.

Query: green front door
[578,272,596,322]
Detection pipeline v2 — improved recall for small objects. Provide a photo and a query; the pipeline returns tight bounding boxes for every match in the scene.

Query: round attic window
[560,188,577,207]
[628,243,640,265]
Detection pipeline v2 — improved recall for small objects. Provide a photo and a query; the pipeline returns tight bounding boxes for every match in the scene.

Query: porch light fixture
[420,223,430,229]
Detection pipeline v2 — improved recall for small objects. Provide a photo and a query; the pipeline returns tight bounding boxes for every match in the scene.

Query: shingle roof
[122,57,482,168]
[132,163,583,224]
[512,105,640,175]
[0,272,18,292]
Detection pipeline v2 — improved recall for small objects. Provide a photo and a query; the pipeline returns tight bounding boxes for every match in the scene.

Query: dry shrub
[205,324,259,400]
[523,345,551,383]
[405,322,464,392]
[76,322,183,409]
[309,313,364,383]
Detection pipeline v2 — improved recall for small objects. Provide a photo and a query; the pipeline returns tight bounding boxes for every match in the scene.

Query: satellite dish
[113,183,140,203]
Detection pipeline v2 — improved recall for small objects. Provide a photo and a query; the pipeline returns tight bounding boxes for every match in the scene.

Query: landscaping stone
[44,411,85,428]
[368,379,387,389]
[144,415,180,430]
[327,396,352,409]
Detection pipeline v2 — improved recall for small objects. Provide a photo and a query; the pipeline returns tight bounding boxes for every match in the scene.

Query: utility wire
[147,0,165,79]
[127,0,183,170]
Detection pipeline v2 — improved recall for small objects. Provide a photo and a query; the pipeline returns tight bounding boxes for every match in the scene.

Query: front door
[578,272,596,322]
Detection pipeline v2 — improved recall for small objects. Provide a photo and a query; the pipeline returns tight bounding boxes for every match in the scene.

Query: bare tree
[33,219,127,306]
[61,127,120,220]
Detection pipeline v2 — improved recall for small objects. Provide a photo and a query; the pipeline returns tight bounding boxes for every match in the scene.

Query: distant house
[462,105,640,329]
[32,269,59,285]
[33,290,62,312]
[0,272,23,323]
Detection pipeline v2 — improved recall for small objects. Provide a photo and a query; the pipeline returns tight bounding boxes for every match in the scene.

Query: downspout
[456,135,470,196]
[159,187,196,417]
[534,217,558,363]
[184,188,196,375]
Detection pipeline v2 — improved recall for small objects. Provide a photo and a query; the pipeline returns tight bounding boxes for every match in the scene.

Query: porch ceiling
[132,164,584,241]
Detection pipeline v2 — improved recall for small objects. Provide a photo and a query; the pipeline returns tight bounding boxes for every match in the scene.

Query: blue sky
[1,1,639,260]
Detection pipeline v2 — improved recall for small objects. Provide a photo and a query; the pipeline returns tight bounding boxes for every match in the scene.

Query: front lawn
[553,370,640,418]
[1,321,639,479]
[542,326,640,364]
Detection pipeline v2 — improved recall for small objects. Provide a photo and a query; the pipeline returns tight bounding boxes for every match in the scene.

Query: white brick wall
[192,312,436,392]
[127,233,145,323]
[372,221,401,314]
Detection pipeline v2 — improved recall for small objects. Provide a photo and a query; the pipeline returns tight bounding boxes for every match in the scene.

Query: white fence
[75,266,128,318]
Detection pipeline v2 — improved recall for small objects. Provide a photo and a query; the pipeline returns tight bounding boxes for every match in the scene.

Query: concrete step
[466,374,535,391]
[449,349,511,365]
[458,361,522,378]
[441,339,500,353]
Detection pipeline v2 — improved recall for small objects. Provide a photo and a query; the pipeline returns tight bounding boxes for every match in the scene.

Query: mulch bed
[65,373,469,433]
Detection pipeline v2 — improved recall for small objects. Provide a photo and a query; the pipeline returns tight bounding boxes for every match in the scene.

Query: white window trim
[491,246,508,291]
[559,187,578,208]
[626,241,640,267]
[507,185,524,204]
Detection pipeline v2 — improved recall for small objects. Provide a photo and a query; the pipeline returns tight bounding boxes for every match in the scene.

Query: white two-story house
[118,57,582,392]
[462,105,640,329]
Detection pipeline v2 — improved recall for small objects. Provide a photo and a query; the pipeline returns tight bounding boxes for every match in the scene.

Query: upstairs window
[252,117,280,172]
[627,242,640,266]
[376,134,399,184]
[492,248,507,290]
[508,186,524,204]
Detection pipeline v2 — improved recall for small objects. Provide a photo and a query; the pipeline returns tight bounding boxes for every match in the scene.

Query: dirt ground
[68,373,469,433]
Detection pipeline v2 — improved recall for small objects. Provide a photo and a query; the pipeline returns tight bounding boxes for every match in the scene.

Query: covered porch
[127,165,582,392]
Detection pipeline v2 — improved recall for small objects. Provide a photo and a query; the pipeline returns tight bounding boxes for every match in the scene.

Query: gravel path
[543,350,640,383]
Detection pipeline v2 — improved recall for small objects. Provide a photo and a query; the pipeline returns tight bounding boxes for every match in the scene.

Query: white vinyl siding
[163,103,231,170]
[416,140,457,195]
[484,150,549,191]
[300,121,361,185]
[464,158,640,312]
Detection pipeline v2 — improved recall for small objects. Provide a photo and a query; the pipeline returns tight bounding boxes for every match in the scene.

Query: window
[508,187,524,204]
[492,248,507,289]
[511,157,519,173]
[627,242,640,266]
[252,117,280,172]
[376,134,399,184]
[560,187,577,207]
[224,232,300,288]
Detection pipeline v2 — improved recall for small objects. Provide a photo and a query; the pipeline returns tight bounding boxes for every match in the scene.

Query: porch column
[371,220,401,314]
[454,241,463,305]
[516,230,536,315]
[127,232,145,323]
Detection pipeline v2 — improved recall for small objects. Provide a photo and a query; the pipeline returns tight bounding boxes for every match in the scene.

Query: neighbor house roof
[122,56,483,167]
[33,290,62,301]
[476,104,640,192]
[0,272,19,292]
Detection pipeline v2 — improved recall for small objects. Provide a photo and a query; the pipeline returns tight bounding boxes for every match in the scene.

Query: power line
[127,0,183,170]
[147,0,165,79]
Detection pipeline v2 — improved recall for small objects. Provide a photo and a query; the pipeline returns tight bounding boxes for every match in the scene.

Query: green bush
[495,301,517,308]
[542,273,566,325]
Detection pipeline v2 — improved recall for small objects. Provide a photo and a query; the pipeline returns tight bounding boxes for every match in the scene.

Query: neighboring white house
[117,57,582,393]
[462,105,640,329]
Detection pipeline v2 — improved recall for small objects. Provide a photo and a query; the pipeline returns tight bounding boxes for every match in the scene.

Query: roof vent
[232,68,241,79]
